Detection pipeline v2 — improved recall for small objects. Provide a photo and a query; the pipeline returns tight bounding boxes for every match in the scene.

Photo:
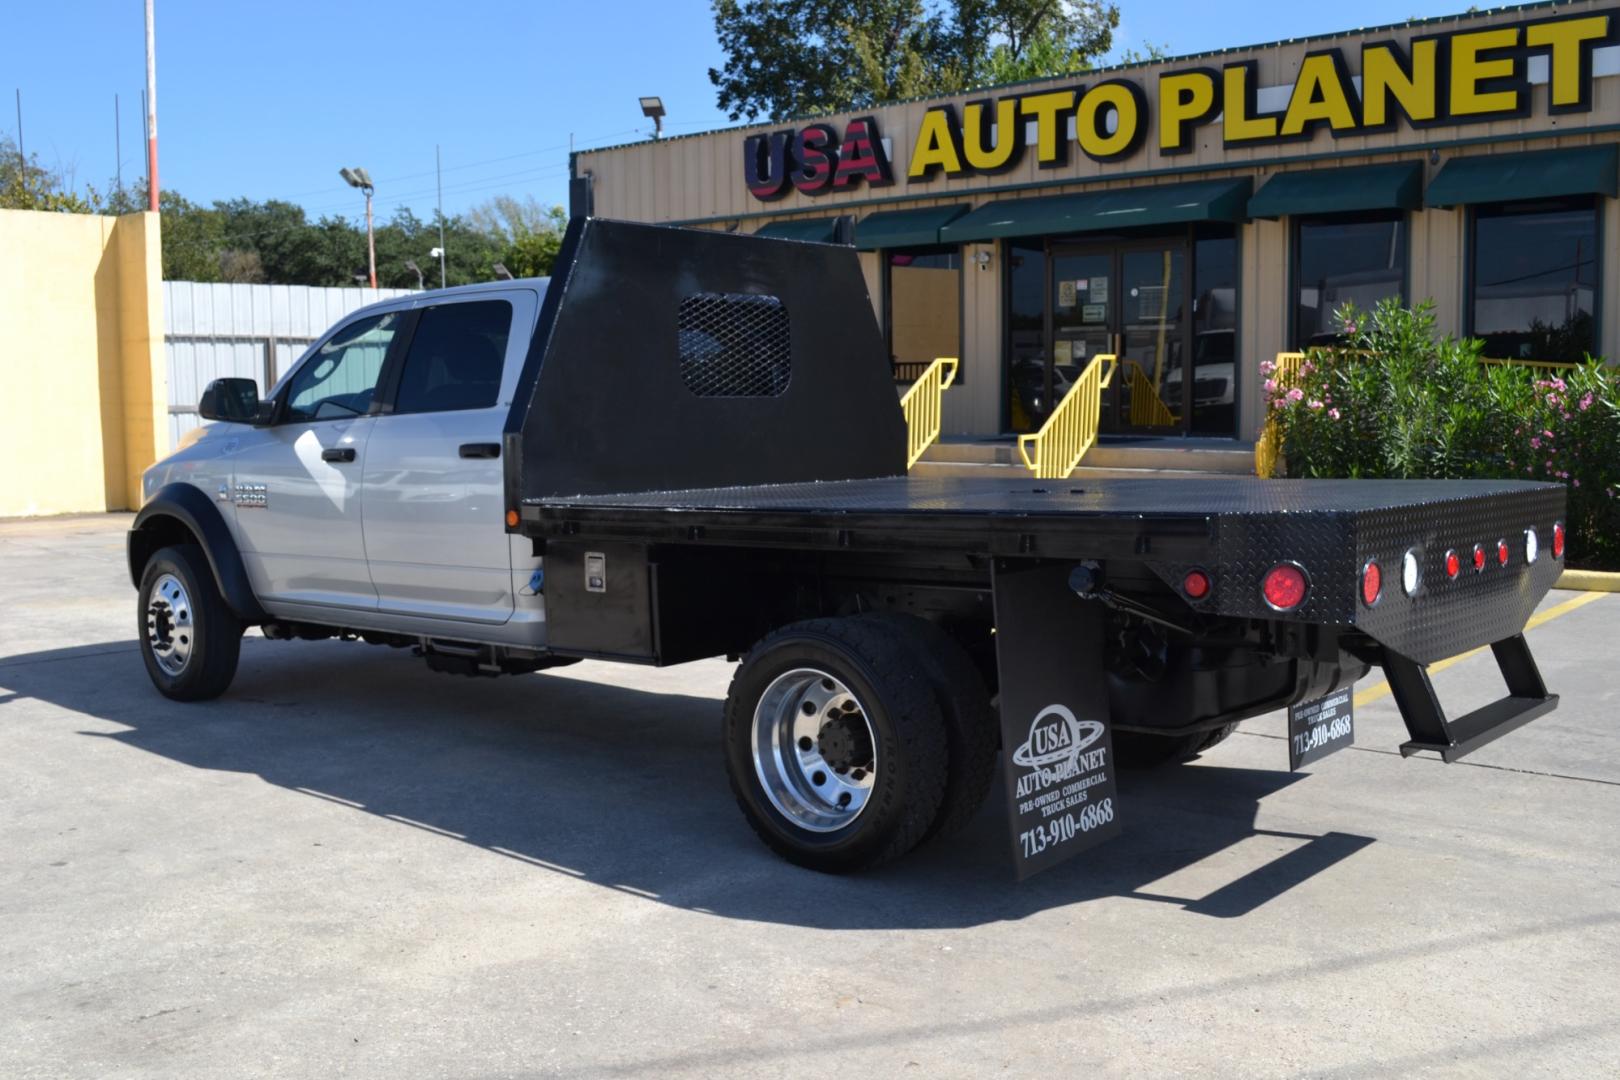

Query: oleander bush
[1268,298,1620,570]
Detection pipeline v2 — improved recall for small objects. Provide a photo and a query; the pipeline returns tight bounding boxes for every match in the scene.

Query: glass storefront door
[1115,246,1186,433]
[1042,241,1186,434]
[1006,231,1234,437]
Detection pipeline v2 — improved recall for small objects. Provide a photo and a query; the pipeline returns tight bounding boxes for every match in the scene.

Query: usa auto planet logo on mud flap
[1012,705,1105,798]
[1011,705,1117,863]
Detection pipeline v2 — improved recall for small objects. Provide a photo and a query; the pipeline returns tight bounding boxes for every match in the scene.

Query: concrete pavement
[3,513,1617,1078]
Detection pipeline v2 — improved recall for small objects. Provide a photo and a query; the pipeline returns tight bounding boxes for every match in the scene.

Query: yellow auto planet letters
[905,10,1612,179]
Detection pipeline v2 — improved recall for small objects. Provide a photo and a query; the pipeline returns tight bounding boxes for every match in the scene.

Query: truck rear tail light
[1182,569,1211,600]
[1361,560,1382,607]
[1525,527,1539,564]
[1496,539,1510,567]
[1473,544,1487,573]
[1445,549,1461,580]
[1553,522,1566,559]
[1262,563,1309,612]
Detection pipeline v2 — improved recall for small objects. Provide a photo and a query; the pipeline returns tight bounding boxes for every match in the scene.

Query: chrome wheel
[145,572,194,677]
[752,667,878,832]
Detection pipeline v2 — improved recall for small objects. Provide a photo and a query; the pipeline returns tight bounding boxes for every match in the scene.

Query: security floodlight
[353,273,369,286]
[639,96,665,138]
[493,262,514,281]
[429,247,444,259]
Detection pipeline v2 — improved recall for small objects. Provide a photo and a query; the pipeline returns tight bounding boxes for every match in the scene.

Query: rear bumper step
[1384,634,1557,763]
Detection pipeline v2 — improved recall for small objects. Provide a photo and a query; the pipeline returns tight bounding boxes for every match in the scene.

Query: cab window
[391,300,513,414]
[285,312,399,422]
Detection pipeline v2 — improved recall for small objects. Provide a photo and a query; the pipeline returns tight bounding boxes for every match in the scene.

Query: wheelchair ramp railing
[900,356,959,469]
[1017,353,1117,479]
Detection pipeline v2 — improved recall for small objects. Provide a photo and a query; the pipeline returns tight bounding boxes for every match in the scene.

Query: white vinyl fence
[164,281,415,448]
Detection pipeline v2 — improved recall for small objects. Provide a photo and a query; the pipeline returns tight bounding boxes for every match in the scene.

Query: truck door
[228,309,402,610]
[360,289,538,625]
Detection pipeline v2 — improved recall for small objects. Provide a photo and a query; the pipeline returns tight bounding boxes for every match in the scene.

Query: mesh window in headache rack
[677,292,791,397]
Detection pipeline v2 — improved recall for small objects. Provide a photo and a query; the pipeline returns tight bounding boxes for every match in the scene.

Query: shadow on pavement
[0,638,1373,929]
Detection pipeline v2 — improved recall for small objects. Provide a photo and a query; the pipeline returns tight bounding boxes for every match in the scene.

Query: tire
[864,614,998,841]
[1112,723,1237,769]
[137,543,243,701]
[723,617,949,873]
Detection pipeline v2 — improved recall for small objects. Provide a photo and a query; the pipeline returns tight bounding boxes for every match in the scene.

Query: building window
[1292,212,1407,348]
[1191,232,1238,436]
[1470,197,1599,361]
[885,247,961,383]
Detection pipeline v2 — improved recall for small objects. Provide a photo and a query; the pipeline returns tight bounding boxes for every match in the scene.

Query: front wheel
[138,543,243,701]
[723,617,948,873]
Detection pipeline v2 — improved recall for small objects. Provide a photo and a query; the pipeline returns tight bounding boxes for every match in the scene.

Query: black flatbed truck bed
[500,219,1567,878]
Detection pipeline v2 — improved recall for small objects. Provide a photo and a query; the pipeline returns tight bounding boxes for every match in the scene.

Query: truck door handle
[459,442,501,459]
[321,447,356,463]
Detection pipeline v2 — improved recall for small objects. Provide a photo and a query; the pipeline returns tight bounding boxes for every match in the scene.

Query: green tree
[1,135,101,213]
[708,0,1122,122]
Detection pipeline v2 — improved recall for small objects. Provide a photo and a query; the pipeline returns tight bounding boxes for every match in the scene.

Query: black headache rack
[503,219,1566,873]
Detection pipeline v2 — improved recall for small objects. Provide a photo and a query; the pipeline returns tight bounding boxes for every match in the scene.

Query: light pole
[639,96,665,139]
[340,166,376,288]
[404,259,425,289]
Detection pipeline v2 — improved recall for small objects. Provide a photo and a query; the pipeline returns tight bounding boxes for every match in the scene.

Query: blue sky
[6,0,1477,225]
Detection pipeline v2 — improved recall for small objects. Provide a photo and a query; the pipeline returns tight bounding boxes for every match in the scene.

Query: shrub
[1268,298,1620,570]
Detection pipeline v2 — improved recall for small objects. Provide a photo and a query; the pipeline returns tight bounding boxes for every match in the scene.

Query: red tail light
[1553,522,1566,559]
[1444,549,1461,580]
[1496,539,1510,567]
[1183,569,1211,600]
[1361,560,1382,607]
[1472,544,1487,573]
[1262,563,1308,611]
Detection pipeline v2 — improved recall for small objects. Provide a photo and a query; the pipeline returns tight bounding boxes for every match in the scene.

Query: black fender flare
[128,483,268,623]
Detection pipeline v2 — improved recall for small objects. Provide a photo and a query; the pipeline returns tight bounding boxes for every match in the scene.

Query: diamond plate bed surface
[526,476,1556,516]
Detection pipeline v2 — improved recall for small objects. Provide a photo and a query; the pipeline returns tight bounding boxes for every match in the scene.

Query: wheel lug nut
[811,771,827,786]
[797,736,812,751]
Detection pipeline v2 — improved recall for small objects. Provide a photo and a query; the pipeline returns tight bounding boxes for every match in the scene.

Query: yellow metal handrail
[1017,354,1118,479]
[1255,351,1307,478]
[899,356,959,469]
[1124,360,1178,428]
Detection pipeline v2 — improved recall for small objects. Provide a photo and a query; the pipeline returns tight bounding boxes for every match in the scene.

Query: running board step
[1382,635,1559,763]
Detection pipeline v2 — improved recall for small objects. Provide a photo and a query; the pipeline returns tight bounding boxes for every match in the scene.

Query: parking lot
[3,512,1618,1079]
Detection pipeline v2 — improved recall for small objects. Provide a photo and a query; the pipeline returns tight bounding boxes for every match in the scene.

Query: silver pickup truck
[130,219,1566,878]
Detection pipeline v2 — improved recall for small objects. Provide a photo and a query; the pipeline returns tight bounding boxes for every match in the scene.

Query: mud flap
[992,561,1123,880]
[1384,634,1559,763]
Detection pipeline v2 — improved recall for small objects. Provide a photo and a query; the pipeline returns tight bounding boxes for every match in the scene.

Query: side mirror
[197,377,264,423]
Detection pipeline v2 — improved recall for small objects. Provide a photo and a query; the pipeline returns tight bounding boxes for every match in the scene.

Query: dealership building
[574,2,1620,446]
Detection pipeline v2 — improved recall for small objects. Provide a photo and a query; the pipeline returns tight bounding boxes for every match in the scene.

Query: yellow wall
[0,209,166,516]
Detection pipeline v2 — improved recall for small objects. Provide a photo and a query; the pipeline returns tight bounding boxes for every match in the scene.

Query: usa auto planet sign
[1009,704,1121,873]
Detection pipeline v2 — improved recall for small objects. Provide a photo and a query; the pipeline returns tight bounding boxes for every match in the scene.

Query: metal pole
[365,189,376,289]
[115,93,123,197]
[14,89,22,166]
[140,88,148,191]
[436,144,446,288]
[144,0,159,212]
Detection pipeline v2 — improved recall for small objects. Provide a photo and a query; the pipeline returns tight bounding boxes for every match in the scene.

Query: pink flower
[1287,387,1304,402]
[1259,360,1276,375]
[1328,408,1341,420]
[1308,399,1324,411]
[1264,378,1278,393]
[1542,430,1554,440]
[1574,478,1581,487]
[1272,398,1286,410]
[1580,393,1594,411]
[1530,438,1541,449]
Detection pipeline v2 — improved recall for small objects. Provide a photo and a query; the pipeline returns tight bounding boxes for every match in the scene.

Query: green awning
[754,217,841,243]
[1248,162,1422,219]
[939,178,1253,243]
[1425,145,1618,208]
[854,205,969,250]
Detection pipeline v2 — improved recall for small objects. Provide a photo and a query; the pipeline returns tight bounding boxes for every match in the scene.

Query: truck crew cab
[131,219,1568,878]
